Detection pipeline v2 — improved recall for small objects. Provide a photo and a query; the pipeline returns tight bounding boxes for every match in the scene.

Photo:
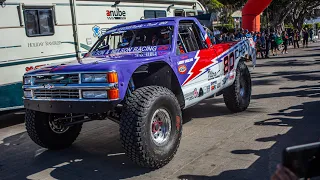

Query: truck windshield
[89,25,174,55]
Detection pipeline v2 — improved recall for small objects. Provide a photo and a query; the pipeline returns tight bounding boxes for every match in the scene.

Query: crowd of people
[207,26,317,59]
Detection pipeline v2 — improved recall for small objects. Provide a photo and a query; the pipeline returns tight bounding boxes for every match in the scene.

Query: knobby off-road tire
[120,86,183,168]
[25,109,82,150]
[223,61,252,113]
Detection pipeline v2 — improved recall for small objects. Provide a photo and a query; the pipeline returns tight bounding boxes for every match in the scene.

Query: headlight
[24,90,32,98]
[82,91,108,99]
[81,74,107,83]
[81,72,118,83]
[23,77,33,85]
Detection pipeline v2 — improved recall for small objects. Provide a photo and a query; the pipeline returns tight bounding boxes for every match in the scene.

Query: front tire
[120,86,182,168]
[223,61,252,112]
[25,110,82,150]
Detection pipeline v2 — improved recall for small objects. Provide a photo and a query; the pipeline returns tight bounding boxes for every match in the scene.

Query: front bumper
[24,99,117,113]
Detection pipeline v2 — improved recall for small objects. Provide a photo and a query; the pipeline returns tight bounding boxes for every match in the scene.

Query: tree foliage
[267,0,320,31]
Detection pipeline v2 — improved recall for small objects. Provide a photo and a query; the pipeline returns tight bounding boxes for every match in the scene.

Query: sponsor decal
[177,58,194,65]
[199,85,210,97]
[157,45,170,51]
[178,64,187,74]
[92,25,108,38]
[157,51,168,56]
[106,9,126,20]
[91,46,169,57]
[204,85,210,94]
[193,88,199,97]
[106,46,158,54]
[229,69,236,80]
[185,88,198,101]
[208,69,220,80]
[222,75,228,85]
[211,81,217,90]
[180,55,188,60]
[217,82,221,89]
[199,88,204,97]
[44,84,54,89]
[51,66,66,72]
[134,52,157,58]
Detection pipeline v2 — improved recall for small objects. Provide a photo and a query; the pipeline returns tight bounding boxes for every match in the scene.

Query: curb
[0,109,25,129]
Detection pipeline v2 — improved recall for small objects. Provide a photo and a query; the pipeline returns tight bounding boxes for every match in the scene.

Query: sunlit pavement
[1,42,320,180]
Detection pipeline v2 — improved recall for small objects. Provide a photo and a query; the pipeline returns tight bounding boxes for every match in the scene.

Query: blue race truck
[23,17,256,168]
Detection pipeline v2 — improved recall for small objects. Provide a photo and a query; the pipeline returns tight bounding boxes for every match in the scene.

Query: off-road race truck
[22,17,256,169]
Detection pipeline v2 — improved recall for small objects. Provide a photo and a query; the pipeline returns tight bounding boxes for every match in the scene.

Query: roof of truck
[110,17,199,29]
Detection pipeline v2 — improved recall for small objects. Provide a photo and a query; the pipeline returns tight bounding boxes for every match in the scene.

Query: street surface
[1,42,320,180]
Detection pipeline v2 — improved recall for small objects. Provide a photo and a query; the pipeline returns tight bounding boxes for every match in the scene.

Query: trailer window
[186,12,196,17]
[144,10,166,19]
[24,9,54,37]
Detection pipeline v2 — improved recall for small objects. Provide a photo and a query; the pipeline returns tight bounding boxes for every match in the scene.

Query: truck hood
[25,50,170,75]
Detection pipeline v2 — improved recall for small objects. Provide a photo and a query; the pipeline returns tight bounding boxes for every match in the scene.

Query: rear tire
[25,109,82,150]
[223,61,252,112]
[120,86,182,168]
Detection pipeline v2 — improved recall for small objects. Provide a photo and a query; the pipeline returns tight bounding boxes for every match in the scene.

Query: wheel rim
[48,114,70,134]
[150,108,171,146]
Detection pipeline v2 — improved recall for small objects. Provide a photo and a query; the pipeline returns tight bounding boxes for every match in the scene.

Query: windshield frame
[87,21,176,57]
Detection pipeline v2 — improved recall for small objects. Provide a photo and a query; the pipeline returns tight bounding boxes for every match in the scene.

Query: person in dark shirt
[309,28,314,42]
[270,31,278,56]
[265,32,271,58]
[303,28,309,48]
[293,30,300,48]
[288,29,294,46]
[281,31,289,54]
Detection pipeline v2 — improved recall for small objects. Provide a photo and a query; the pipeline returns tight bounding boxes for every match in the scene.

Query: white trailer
[0,0,206,111]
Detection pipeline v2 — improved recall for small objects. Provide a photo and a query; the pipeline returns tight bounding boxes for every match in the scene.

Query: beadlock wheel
[150,108,172,146]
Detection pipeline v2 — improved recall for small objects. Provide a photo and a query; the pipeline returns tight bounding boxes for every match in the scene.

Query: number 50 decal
[224,52,235,75]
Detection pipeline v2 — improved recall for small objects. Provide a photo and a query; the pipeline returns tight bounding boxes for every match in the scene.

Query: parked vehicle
[0,0,206,111]
[22,16,256,168]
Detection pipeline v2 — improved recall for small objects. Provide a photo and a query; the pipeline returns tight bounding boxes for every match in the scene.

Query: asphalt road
[1,42,320,180]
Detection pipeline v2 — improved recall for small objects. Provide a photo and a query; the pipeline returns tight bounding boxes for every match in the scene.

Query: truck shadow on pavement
[0,130,153,180]
[177,72,320,179]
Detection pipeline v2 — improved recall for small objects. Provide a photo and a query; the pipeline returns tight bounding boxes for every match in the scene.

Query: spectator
[270,31,278,56]
[245,29,252,38]
[265,32,271,58]
[293,30,300,49]
[303,28,309,48]
[255,35,265,58]
[228,32,235,41]
[288,29,294,46]
[281,31,289,54]
[309,28,314,42]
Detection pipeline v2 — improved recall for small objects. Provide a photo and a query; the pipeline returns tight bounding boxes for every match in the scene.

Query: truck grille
[34,89,80,99]
[34,74,79,85]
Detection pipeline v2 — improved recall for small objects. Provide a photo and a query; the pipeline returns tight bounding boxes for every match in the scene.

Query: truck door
[174,20,217,88]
